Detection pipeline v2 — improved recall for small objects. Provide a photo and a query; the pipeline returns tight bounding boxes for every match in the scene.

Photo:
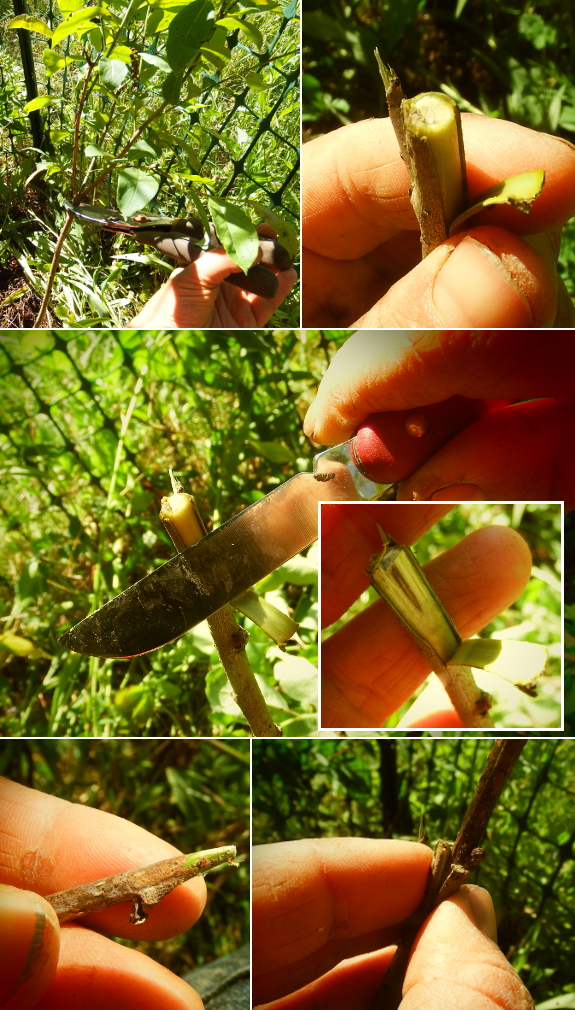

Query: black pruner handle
[133,231,287,298]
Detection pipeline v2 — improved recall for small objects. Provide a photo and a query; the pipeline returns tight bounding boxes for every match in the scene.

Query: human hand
[304,331,575,508]
[302,116,575,327]
[252,837,533,1010]
[129,225,297,328]
[320,503,532,728]
[0,776,206,1009]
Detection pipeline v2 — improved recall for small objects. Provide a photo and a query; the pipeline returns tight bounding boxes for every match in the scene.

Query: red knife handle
[351,396,510,484]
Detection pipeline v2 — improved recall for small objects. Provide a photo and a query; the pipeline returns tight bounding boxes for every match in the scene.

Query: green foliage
[1,737,249,974]
[0,329,342,737]
[252,738,575,1006]
[0,0,299,325]
[323,504,562,730]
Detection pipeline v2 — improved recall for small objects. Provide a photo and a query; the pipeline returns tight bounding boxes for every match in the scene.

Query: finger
[253,947,395,1010]
[352,225,557,328]
[36,924,204,1010]
[303,117,575,260]
[321,525,532,727]
[0,886,60,1010]
[253,838,432,1004]
[303,331,574,445]
[0,778,206,941]
[398,399,575,509]
[402,887,533,1010]
[321,503,454,627]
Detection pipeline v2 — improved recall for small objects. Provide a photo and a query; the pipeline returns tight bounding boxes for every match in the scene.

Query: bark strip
[45,846,237,925]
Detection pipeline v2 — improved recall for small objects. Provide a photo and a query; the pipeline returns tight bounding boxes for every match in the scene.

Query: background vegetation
[1,737,249,975]
[322,503,562,730]
[303,0,575,295]
[0,0,299,326]
[0,330,349,738]
[252,738,575,1009]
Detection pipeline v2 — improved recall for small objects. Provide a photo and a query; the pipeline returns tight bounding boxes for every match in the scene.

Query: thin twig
[45,846,237,924]
[372,740,527,1010]
[33,211,74,327]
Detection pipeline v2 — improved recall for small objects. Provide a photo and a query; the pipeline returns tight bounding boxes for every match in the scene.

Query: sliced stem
[367,536,493,729]
[401,91,467,256]
[160,480,281,737]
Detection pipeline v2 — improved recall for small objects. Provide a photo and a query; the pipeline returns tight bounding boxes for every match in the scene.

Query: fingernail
[430,484,485,501]
[432,235,532,326]
[0,886,59,1008]
[464,885,498,943]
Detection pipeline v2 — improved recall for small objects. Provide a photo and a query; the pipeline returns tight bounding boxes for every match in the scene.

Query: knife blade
[58,395,500,658]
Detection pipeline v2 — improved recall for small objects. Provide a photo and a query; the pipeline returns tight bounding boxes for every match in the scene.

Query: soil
[0,256,59,328]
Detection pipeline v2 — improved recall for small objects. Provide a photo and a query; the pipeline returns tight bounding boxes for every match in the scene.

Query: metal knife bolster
[58,453,372,658]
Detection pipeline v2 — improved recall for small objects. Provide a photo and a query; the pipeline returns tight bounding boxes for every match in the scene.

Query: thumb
[353,225,558,328]
[403,886,534,1010]
[0,885,60,1009]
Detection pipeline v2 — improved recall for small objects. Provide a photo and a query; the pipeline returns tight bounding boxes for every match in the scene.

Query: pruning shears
[63,200,292,299]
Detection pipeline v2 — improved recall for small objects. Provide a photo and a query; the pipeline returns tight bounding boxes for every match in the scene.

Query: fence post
[12,0,45,152]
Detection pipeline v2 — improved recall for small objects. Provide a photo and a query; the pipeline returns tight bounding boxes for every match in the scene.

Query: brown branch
[45,846,237,925]
[372,740,527,1010]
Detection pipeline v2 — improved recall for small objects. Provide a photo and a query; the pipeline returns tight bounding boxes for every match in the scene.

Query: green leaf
[52,7,104,47]
[244,71,274,90]
[273,654,317,707]
[281,715,318,736]
[131,138,159,156]
[162,71,184,104]
[24,95,53,113]
[43,49,75,75]
[145,7,166,34]
[8,15,53,38]
[282,0,298,18]
[140,52,171,72]
[450,170,546,233]
[108,45,134,62]
[247,439,295,464]
[249,201,298,258]
[217,15,263,48]
[166,0,216,74]
[58,0,85,12]
[99,56,129,89]
[208,196,258,272]
[116,168,160,216]
[84,142,109,156]
[200,41,231,68]
[448,639,547,693]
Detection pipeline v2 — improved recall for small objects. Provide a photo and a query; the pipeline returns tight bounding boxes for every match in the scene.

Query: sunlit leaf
[450,170,546,233]
[8,15,53,38]
[166,0,216,74]
[99,56,129,89]
[52,7,104,47]
[140,52,171,72]
[249,201,299,258]
[208,196,258,273]
[116,167,160,215]
[23,95,53,113]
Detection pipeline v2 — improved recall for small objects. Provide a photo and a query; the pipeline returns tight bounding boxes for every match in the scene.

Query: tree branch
[372,740,527,1010]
